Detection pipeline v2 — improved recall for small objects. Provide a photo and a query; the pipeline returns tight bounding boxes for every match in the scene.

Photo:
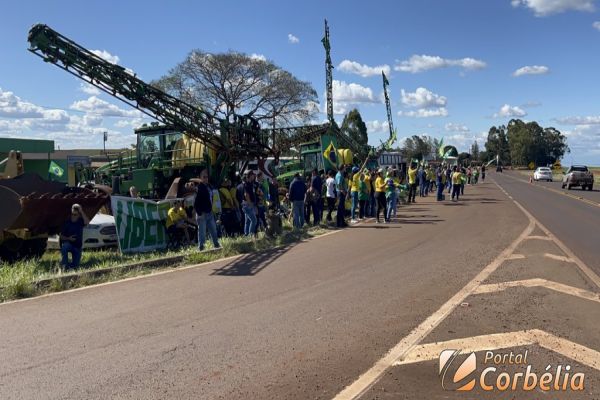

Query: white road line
[331,211,535,400]
[473,278,600,303]
[333,178,600,400]
[393,329,600,371]
[544,253,575,263]
[494,178,600,289]
[525,235,552,241]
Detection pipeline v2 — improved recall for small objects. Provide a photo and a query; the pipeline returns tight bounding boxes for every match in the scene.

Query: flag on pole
[382,71,390,87]
[323,141,338,167]
[49,161,64,177]
[438,137,445,158]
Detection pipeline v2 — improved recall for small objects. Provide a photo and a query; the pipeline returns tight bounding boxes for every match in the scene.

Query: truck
[561,165,594,191]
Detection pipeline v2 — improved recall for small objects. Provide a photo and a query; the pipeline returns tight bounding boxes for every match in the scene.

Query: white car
[48,213,118,250]
[533,167,553,182]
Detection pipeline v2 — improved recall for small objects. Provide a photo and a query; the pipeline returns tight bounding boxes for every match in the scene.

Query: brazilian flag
[49,161,64,177]
[323,141,338,167]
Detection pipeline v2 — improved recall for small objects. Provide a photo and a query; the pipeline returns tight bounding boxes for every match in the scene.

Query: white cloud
[0,88,45,118]
[593,21,600,30]
[511,0,595,16]
[337,60,391,77]
[512,65,550,76]
[394,54,486,73]
[445,122,470,132]
[0,87,147,149]
[327,80,379,114]
[555,115,600,125]
[91,49,120,64]
[250,53,267,62]
[562,125,600,160]
[288,33,300,44]
[399,108,449,118]
[494,104,527,118]
[70,96,142,118]
[79,83,101,96]
[365,120,390,134]
[401,87,447,108]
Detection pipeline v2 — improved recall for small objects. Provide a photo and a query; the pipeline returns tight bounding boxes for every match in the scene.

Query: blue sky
[1,0,600,164]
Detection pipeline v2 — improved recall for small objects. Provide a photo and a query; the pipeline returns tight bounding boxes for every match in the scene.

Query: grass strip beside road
[0,225,329,303]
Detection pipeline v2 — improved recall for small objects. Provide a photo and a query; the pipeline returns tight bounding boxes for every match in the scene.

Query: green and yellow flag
[49,161,64,177]
[323,141,338,167]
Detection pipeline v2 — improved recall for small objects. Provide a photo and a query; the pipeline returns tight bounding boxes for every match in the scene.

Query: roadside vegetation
[0,224,329,302]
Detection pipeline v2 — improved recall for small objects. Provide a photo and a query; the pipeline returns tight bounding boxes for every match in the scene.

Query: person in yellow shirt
[374,168,387,223]
[407,163,418,203]
[451,166,462,202]
[363,171,372,218]
[219,179,239,236]
[166,200,194,245]
[350,166,361,223]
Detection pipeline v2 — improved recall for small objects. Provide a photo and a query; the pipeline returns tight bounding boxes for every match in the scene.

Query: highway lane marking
[331,207,536,400]
[494,178,600,290]
[473,279,600,303]
[333,180,600,400]
[392,329,600,371]
[525,235,553,241]
[501,172,600,208]
[0,228,346,307]
[544,253,575,263]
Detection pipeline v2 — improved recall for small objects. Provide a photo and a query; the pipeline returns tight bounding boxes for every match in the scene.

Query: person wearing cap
[59,203,90,270]
[350,166,361,223]
[374,168,387,223]
[325,170,336,222]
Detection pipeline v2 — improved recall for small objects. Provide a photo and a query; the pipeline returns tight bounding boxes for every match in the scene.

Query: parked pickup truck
[561,165,594,190]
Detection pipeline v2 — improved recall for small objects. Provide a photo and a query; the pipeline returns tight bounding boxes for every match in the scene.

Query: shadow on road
[211,245,294,276]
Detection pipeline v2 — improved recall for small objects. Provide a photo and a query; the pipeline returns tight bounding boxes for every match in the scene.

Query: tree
[506,119,569,166]
[153,50,318,126]
[400,135,433,161]
[340,109,368,159]
[484,125,510,164]
[470,141,480,161]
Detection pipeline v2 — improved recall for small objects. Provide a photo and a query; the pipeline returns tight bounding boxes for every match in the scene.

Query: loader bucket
[0,173,109,235]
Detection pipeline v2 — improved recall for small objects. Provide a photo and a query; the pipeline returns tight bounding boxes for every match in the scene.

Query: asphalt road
[0,182,527,400]
[522,171,600,205]
[495,171,600,276]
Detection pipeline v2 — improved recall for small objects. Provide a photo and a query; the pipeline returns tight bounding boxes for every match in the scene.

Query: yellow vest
[408,168,417,184]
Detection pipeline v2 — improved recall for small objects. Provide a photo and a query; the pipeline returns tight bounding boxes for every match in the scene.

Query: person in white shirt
[325,170,336,222]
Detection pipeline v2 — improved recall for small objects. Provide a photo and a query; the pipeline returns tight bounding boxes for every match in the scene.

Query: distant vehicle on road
[561,165,594,191]
[533,167,553,182]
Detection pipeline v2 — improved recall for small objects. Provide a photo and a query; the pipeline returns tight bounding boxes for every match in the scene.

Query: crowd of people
[60,162,487,269]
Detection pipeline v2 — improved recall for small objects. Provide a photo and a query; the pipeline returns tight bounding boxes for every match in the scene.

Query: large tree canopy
[153,50,319,126]
[484,120,569,166]
[399,135,435,161]
[340,109,368,159]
